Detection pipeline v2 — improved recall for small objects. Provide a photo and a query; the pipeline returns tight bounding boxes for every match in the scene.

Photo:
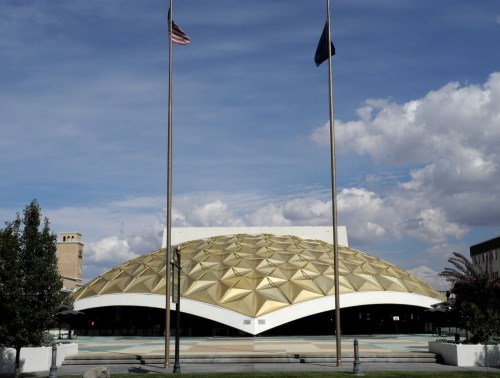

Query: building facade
[470,236,500,278]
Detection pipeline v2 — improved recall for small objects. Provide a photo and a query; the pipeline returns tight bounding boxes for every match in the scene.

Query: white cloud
[311,73,500,240]
[329,74,500,167]
[337,188,398,244]
[86,236,138,263]
[245,203,292,226]
[404,208,467,244]
[186,200,245,227]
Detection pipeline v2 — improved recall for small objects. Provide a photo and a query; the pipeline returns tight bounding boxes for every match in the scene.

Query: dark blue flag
[315,22,335,67]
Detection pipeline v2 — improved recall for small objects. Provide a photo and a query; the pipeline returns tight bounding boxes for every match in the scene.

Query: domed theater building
[72,227,445,336]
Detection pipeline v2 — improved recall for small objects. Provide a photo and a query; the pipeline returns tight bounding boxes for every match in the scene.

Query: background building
[56,232,84,293]
[470,236,500,278]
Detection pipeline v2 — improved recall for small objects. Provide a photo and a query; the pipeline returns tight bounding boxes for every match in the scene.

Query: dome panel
[151,276,166,294]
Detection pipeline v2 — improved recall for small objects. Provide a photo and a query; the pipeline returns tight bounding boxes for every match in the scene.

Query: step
[63,353,141,366]
[140,352,437,365]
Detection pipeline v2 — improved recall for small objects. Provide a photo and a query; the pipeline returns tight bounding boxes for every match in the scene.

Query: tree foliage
[440,252,500,343]
[0,200,63,375]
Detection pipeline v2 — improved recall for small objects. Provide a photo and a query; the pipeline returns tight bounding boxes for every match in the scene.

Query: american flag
[168,9,191,45]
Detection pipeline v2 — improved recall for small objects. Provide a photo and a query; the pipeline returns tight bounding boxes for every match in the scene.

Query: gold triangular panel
[304,261,327,275]
[225,242,242,252]
[183,279,219,297]
[146,259,166,273]
[291,277,323,295]
[151,276,166,294]
[232,266,253,276]
[342,260,365,274]
[124,274,162,294]
[265,275,287,287]
[338,276,356,293]
[223,252,243,266]
[313,275,334,295]
[255,286,288,305]
[288,260,309,270]
[75,277,106,298]
[100,274,134,295]
[291,288,323,304]
[400,278,434,297]
[221,293,255,317]
[219,287,253,304]
[255,265,276,277]
[386,266,406,279]
[276,281,303,303]
[99,269,120,281]
[220,275,242,288]
[197,269,225,281]
[375,275,408,292]
[335,261,350,275]
[344,273,384,292]
[255,299,289,317]
[201,282,226,304]
[137,267,158,279]
[271,267,295,280]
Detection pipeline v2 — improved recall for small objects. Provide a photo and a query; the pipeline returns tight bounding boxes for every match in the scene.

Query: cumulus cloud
[315,74,500,165]
[312,73,500,242]
[86,236,138,263]
[245,203,292,226]
[337,188,399,245]
[172,196,246,227]
[404,208,467,244]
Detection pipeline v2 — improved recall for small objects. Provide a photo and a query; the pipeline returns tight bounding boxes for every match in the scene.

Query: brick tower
[56,232,84,292]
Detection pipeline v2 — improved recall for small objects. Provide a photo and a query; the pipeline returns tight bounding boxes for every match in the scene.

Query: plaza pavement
[37,334,500,375]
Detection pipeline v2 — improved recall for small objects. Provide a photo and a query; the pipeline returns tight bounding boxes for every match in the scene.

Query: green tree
[440,252,500,343]
[0,200,63,377]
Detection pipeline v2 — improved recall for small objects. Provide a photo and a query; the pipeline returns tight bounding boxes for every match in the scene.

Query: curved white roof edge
[74,291,440,335]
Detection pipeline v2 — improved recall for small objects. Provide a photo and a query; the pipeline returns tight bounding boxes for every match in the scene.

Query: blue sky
[1,0,499,289]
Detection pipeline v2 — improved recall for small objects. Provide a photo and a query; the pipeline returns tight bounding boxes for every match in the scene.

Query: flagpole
[164,0,174,368]
[326,0,342,367]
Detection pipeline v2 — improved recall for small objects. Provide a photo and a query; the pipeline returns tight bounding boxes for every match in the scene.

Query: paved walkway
[39,334,500,375]
[63,334,440,356]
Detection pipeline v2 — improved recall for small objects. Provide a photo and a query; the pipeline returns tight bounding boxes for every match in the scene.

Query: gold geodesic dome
[72,234,444,318]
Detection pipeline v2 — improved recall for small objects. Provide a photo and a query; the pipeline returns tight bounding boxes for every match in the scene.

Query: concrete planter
[429,341,500,367]
[0,343,78,374]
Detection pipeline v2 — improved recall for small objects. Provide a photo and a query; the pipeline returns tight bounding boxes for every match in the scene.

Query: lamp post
[172,246,181,373]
